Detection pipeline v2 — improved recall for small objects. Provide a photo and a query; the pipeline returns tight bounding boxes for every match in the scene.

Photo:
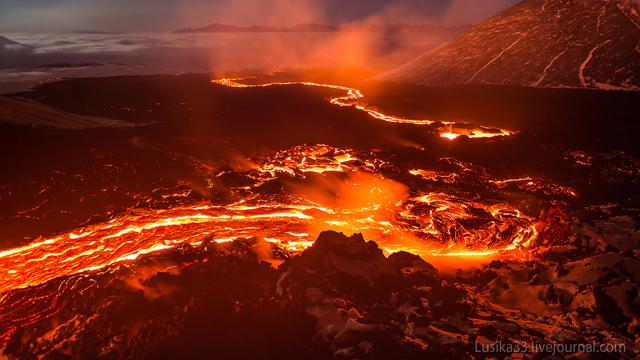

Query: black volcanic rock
[388,251,441,287]
[3,230,639,359]
[379,0,640,90]
[0,232,452,360]
[275,231,460,358]
[2,240,317,360]
[277,231,403,302]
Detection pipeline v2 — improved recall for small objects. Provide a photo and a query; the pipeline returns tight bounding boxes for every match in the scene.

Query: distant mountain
[0,36,19,46]
[0,35,31,50]
[0,36,34,67]
[290,23,339,32]
[174,23,338,34]
[174,22,465,35]
[379,0,640,90]
[70,30,120,35]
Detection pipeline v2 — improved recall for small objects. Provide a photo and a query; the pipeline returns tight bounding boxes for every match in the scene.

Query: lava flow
[211,77,514,139]
[0,144,554,294]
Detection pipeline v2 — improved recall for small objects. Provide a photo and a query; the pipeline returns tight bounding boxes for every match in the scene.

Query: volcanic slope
[379,0,640,90]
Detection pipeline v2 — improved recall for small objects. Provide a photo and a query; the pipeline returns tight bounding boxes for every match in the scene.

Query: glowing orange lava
[440,132,460,140]
[0,145,544,294]
[0,197,536,293]
[212,78,515,139]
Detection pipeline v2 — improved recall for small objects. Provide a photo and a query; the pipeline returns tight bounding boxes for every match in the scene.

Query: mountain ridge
[174,22,469,35]
[378,0,640,90]
[174,23,338,34]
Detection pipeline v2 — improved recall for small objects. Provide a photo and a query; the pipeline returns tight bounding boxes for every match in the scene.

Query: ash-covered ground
[0,73,638,359]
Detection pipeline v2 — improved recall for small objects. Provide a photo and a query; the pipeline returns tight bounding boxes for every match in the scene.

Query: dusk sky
[0,0,519,32]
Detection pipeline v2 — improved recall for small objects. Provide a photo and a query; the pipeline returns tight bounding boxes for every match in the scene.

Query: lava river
[211,77,514,139]
[0,143,558,294]
[0,79,558,294]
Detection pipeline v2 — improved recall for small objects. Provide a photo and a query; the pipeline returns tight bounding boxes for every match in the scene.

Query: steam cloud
[0,0,518,93]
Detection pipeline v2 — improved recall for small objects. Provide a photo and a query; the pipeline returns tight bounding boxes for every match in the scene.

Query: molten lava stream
[0,146,543,294]
[0,191,538,294]
[0,202,315,293]
[211,77,515,140]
